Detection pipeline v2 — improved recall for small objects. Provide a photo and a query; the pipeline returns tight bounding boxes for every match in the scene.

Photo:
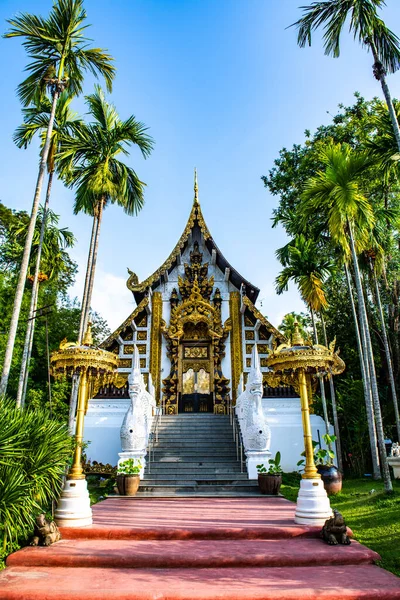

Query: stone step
[150,442,236,454]
[138,483,259,494]
[155,429,233,436]
[3,565,400,599]
[141,474,250,482]
[6,538,379,570]
[146,466,243,474]
[155,432,234,437]
[150,456,239,463]
[160,414,230,418]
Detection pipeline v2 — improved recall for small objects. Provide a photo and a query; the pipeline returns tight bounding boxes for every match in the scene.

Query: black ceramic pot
[257,474,282,495]
[317,464,342,495]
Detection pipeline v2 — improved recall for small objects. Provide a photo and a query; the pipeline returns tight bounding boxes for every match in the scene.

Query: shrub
[0,397,73,557]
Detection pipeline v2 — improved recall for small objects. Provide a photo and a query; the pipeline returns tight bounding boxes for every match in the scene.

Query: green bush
[0,397,73,557]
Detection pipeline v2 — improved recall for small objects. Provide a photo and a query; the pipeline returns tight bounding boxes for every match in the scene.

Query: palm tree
[300,142,392,492]
[361,210,400,441]
[275,235,336,451]
[57,86,154,430]
[13,93,81,408]
[291,0,400,151]
[343,261,380,477]
[1,0,115,396]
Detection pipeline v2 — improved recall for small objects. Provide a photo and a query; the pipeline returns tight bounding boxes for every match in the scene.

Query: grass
[86,475,116,505]
[281,473,400,577]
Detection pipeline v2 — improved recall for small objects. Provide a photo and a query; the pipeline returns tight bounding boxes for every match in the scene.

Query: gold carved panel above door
[184,346,208,358]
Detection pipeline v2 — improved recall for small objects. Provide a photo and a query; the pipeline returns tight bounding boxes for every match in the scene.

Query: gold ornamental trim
[100,296,149,348]
[127,202,211,294]
[229,291,243,402]
[150,292,163,403]
[266,340,345,377]
[242,295,286,343]
[50,346,118,377]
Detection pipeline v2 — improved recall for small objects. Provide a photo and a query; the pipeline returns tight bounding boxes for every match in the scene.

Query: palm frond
[4,0,115,106]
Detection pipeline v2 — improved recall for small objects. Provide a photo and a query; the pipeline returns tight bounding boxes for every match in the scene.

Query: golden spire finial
[292,320,304,347]
[194,167,199,205]
[82,322,93,347]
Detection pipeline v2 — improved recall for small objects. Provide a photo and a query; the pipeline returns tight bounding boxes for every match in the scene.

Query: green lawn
[281,474,400,577]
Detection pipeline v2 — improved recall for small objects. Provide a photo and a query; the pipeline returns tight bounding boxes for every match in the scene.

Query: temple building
[97,173,292,411]
[85,173,329,471]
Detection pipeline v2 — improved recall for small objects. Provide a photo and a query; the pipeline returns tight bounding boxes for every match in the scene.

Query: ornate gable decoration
[178,241,214,301]
[126,203,211,295]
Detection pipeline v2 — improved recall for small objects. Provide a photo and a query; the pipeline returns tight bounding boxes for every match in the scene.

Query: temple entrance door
[180,368,213,412]
[178,335,214,413]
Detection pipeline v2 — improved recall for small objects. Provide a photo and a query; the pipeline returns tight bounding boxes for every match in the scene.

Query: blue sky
[1,0,400,331]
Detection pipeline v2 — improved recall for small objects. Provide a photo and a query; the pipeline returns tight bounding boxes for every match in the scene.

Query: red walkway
[1,497,399,599]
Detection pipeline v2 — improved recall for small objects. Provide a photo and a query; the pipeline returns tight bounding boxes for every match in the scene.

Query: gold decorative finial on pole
[82,321,93,347]
[194,167,199,205]
[292,320,304,346]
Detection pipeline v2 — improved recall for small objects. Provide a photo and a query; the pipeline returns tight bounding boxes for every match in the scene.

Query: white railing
[147,397,165,474]
[228,397,245,473]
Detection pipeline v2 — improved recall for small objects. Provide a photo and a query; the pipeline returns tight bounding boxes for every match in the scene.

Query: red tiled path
[1,496,399,599]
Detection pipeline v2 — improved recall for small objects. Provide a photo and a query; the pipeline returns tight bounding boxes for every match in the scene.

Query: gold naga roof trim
[100,296,149,348]
[242,295,286,344]
[126,171,260,303]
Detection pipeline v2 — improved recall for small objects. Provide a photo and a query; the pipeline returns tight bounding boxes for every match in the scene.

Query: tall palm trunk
[320,313,343,472]
[371,264,400,440]
[0,90,60,396]
[369,40,400,152]
[348,222,392,492]
[310,308,330,438]
[16,172,53,408]
[68,198,105,433]
[82,196,105,336]
[344,263,381,478]
[77,214,99,345]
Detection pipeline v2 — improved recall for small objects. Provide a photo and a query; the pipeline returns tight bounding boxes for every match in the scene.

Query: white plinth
[295,478,332,526]
[246,450,272,479]
[118,451,146,478]
[54,478,92,527]
[388,456,400,479]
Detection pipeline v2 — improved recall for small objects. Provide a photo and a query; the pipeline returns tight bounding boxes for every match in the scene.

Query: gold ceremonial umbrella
[50,324,118,480]
[265,322,345,480]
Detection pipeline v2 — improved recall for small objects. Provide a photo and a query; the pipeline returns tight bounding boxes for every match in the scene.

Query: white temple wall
[84,400,130,465]
[262,398,336,473]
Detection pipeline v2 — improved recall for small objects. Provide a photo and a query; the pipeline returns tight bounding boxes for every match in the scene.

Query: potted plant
[116,458,142,496]
[297,434,342,495]
[256,452,283,495]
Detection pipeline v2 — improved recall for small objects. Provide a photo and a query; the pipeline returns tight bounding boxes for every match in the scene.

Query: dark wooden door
[179,393,213,413]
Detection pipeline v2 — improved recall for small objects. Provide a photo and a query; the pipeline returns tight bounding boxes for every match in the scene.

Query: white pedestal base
[295,478,332,526]
[388,456,400,479]
[118,451,146,478]
[246,450,272,480]
[54,478,92,527]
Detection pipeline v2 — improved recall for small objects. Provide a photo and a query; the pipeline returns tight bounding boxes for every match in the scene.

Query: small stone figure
[31,513,61,546]
[391,442,400,457]
[321,509,351,545]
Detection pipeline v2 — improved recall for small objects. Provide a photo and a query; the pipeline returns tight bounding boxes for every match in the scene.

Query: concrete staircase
[138,413,259,496]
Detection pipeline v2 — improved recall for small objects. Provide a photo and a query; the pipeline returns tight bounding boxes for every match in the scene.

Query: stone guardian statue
[118,346,156,475]
[236,345,271,478]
